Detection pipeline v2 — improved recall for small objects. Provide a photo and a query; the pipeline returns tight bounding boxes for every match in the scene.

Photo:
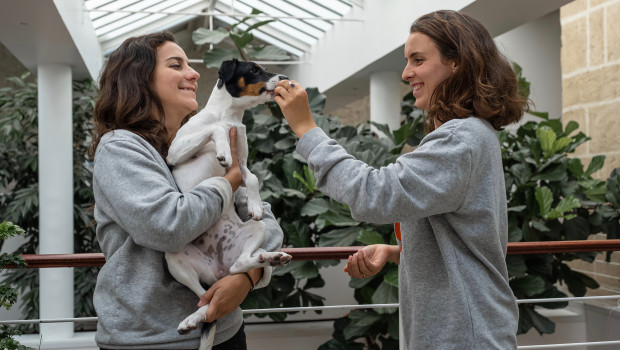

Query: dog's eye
[251,67,259,74]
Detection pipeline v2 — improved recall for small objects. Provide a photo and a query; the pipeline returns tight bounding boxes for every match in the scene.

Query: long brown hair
[410,10,528,132]
[88,31,179,160]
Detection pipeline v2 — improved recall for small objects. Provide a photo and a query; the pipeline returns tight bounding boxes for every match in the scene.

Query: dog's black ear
[217,59,238,88]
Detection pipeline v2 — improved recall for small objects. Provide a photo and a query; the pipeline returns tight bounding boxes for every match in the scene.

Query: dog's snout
[278,75,288,81]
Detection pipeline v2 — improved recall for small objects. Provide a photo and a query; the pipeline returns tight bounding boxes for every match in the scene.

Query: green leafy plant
[0,73,100,332]
[0,221,31,349]
[192,8,290,68]
[501,116,619,335]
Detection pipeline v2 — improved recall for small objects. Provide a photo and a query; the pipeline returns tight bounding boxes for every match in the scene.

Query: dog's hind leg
[165,248,208,298]
[229,221,292,274]
[178,304,209,335]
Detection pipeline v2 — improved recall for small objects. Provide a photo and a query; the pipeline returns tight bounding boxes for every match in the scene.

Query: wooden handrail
[5,240,620,269]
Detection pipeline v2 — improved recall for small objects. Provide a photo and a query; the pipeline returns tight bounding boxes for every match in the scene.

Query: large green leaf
[563,121,579,136]
[301,198,330,216]
[343,310,382,340]
[272,260,319,279]
[317,209,360,228]
[510,275,546,297]
[518,305,555,335]
[250,45,290,61]
[192,27,229,45]
[318,226,362,247]
[531,163,568,182]
[202,48,240,68]
[585,155,605,177]
[506,255,527,277]
[371,281,399,314]
[357,229,384,245]
[545,196,580,220]
[383,265,399,287]
[230,31,254,49]
[535,187,553,216]
[559,264,599,297]
[536,126,556,155]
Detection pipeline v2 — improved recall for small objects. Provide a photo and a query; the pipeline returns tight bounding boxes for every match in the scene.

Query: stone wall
[561,0,620,178]
[561,0,620,306]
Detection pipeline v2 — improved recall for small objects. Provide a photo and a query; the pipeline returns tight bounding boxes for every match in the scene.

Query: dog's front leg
[167,127,217,166]
[210,125,233,167]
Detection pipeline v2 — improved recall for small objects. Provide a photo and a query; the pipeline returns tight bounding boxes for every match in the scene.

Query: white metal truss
[84,0,364,58]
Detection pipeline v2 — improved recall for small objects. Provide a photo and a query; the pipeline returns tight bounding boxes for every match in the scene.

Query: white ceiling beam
[0,0,101,80]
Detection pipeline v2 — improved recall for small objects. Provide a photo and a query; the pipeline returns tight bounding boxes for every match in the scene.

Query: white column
[37,64,74,340]
[369,71,402,138]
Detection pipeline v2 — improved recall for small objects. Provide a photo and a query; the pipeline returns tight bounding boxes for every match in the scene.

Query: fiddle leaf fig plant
[500,113,620,335]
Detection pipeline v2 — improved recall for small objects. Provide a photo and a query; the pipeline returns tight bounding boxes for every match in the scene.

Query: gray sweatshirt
[92,129,284,349]
[296,117,518,349]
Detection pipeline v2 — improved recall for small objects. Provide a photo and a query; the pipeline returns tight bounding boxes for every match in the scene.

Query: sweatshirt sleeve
[93,138,232,253]
[295,127,472,224]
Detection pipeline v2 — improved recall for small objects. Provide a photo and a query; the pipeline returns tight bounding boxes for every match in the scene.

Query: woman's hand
[274,80,317,138]
[198,268,261,322]
[223,127,242,192]
[344,244,400,279]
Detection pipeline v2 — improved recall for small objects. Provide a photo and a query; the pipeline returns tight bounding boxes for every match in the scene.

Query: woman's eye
[170,64,181,69]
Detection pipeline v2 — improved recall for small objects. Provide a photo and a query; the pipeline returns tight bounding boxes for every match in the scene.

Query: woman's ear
[451,60,458,73]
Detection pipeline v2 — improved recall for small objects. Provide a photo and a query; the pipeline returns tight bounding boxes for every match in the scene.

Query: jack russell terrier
[166,59,292,350]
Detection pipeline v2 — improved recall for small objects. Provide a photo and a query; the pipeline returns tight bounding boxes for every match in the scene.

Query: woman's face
[402,32,456,111]
[151,41,200,134]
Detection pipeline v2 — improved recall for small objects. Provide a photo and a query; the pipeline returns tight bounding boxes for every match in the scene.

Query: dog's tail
[199,321,217,350]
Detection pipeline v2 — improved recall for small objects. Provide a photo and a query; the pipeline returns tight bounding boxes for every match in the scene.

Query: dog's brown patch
[237,77,266,97]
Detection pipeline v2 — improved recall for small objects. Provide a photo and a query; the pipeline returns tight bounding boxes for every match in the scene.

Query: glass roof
[84,0,363,58]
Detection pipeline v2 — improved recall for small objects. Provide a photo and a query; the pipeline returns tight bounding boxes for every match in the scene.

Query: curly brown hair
[88,31,185,161]
[410,10,529,132]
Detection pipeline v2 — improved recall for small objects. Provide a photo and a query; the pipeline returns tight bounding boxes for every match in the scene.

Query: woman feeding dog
[275,10,528,350]
[88,32,284,349]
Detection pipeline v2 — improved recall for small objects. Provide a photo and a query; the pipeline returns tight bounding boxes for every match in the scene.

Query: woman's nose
[187,68,200,81]
[402,65,413,81]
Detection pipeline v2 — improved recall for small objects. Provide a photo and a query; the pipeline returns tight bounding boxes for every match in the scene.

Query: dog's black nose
[278,75,288,81]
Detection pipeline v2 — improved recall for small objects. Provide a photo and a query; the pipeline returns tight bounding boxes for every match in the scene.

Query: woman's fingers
[345,251,372,279]
[228,127,239,167]
[356,250,373,277]
[223,127,242,191]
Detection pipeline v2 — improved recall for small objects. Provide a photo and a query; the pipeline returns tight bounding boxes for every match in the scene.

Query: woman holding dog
[275,10,526,350]
[89,32,283,349]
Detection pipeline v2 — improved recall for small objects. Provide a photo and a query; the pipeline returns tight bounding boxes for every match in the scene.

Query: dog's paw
[216,155,230,168]
[247,199,264,221]
[216,150,232,168]
[259,252,293,266]
[177,307,207,335]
